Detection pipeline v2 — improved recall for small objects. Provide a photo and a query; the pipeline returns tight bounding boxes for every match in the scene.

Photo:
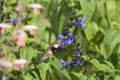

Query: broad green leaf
[20,47,39,62]
[110,43,120,69]
[10,0,17,4]
[103,60,115,70]
[48,66,58,80]
[79,75,87,80]
[85,21,99,41]
[23,73,37,80]
[104,74,112,80]
[80,0,96,22]
[106,0,120,23]
[71,71,83,79]
[44,30,56,43]
[38,63,49,80]
[97,1,105,18]
[102,29,120,59]
[88,75,96,80]
[114,75,120,80]
[49,56,71,80]
[90,59,100,68]
[90,59,113,73]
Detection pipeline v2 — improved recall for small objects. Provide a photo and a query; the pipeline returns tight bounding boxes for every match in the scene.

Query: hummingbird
[37,39,62,64]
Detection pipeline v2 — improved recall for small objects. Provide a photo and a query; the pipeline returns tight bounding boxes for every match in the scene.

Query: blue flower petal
[73,16,86,29]
[67,32,74,45]
[9,18,19,23]
[58,34,64,39]
[60,59,74,70]
[6,76,10,80]
[81,16,86,22]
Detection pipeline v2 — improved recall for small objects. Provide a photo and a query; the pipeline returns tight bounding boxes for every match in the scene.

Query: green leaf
[2,44,11,56]
[80,0,96,22]
[10,0,17,4]
[87,75,96,80]
[110,43,120,69]
[114,75,120,80]
[44,30,56,43]
[48,66,58,80]
[104,74,112,80]
[85,21,99,41]
[106,0,120,23]
[79,75,87,80]
[90,59,100,68]
[103,60,115,70]
[23,73,36,80]
[49,56,71,80]
[21,0,34,5]
[38,63,49,80]
[90,59,113,73]
[20,47,39,62]
[71,71,83,79]
[102,29,120,59]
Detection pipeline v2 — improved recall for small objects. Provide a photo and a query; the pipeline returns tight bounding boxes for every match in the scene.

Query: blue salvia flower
[60,58,80,70]
[67,32,74,45]
[7,16,27,23]
[57,32,74,48]
[58,34,68,48]
[8,18,19,23]
[60,59,74,70]
[6,76,10,80]
[74,16,86,29]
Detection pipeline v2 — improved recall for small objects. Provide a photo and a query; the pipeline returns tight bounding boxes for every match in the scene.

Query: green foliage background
[0,0,120,80]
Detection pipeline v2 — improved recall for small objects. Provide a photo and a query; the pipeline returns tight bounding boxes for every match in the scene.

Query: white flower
[14,59,27,65]
[0,23,11,28]
[0,59,12,68]
[29,3,43,9]
[24,25,37,30]
[24,25,37,36]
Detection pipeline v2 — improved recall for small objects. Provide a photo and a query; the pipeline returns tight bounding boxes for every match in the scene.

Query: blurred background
[0,0,120,80]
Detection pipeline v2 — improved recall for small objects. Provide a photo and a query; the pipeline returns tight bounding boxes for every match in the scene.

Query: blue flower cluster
[57,32,74,48]
[58,16,86,70]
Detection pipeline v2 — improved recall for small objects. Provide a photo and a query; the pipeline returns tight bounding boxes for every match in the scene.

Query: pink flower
[0,59,12,71]
[0,23,11,34]
[29,3,43,15]
[16,1,24,12]
[13,30,26,47]
[0,50,4,56]
[13,59,27,71]
[24,25,37,36]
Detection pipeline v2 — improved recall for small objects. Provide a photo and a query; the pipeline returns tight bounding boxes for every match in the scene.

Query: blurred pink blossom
[16,1,24,12]
[13,59,27,71]
[13,30,26,47]
[29,3,43,15]
[24,25,37,36]
[0,59,12,71]
[0,23,11,34]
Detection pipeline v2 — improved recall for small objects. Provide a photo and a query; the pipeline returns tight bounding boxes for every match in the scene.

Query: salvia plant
[0,0,120,80]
